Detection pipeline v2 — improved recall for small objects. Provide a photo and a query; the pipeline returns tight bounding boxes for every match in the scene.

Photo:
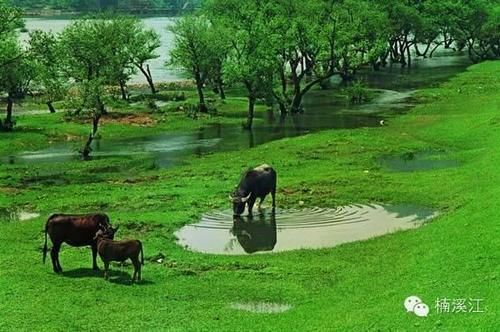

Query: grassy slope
[0,61,499,331]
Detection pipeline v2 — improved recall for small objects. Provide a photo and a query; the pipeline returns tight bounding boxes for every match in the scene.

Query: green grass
[0,61,499,331]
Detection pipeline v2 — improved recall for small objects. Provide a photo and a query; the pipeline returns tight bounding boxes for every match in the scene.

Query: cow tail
[140,241,144,266]
[42,221,48,264]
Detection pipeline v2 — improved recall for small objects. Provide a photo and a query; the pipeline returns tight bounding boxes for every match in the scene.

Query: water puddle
[175,204,437,255]
[0,208,40,222]
[230,302,292,314]
[379,151,460,172]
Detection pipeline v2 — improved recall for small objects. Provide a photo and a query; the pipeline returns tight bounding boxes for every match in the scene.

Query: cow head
[94,225,118,241]
[229,192,252,216]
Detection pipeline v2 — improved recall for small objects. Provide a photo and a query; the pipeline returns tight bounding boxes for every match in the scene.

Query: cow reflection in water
[231,212,277,254]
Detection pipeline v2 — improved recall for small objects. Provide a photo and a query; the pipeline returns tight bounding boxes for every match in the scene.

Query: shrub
[345,80,369,104]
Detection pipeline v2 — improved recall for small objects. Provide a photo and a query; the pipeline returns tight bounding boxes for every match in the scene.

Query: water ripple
[175,204,438,255]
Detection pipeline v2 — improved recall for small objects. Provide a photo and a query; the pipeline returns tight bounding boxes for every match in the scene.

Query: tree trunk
[96,95,107,115]
[47,101,56,113]
[244,95,256,130]
[81,113,101,160]
[290,73,304,114]
[414,44,422,57]
[195,72,208,113]
[429,43,441,58]
[444,33,453,49]
[3,95,14,131]
[407,46,412,68]
[218,81,226,100]
[119,80,128,101]
[290,92,303,114]
[137,64,156,94]
[146,65,156,93]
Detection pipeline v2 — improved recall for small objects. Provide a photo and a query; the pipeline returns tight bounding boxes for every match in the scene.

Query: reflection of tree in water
[231,211,277,254]
[248,129,254,148]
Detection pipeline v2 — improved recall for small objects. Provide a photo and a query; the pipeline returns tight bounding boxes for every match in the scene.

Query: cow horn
[228,195,233,201]
[241,230,252,240]
[241,192,252,203]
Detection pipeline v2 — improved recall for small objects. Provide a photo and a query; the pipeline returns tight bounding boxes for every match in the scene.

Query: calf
[94,227,144,282]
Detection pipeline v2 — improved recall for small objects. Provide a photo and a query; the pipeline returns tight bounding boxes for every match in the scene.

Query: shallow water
[175,205,437,255]
[379,151,460,172]
[2,33,471,167]
[230,302,292,314]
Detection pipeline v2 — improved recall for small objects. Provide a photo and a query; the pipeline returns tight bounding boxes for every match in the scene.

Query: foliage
[28,30,67,111]
[345,80,370,104]
[0,2,33,130]
[168,15,213,112]
[449,0,500,62]
[126,18,160,94]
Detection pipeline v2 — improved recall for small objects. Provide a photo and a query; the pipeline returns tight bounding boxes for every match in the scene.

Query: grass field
[0,61,498,331]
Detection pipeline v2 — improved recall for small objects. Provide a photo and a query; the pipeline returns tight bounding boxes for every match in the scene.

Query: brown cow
[94,227,144,282]
[42,213,113,273]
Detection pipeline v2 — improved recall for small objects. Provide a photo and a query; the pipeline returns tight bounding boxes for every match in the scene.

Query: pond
[379,151,460,172]
[174,205,437,255]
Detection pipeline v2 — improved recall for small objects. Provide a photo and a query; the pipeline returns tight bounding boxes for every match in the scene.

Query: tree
[104,16,140,101]
[58,17,122,158]
[0,45,36,131]
[168,15,225,112]
[0,0,22,68]
[270,0,388,113]
[450,0,499,62]
[127,22,160,94]
[29,30,67,112]
[0,1,27,131]
[206,0,277,129]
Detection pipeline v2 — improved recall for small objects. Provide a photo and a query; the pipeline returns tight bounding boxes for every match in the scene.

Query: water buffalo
[42,213,113,273]
[94,227,144,282]
[232,213,277,254]
[230,164,277,216]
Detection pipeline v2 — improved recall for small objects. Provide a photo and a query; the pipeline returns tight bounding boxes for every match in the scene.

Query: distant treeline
[9,0,201,13]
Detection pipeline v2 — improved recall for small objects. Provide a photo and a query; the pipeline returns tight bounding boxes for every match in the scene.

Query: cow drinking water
[94,226,144,282]
[230,164,277,216]
[42,213,113,273]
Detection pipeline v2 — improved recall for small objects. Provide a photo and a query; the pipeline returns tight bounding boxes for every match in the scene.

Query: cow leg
[91,244,99,270]
[258,196,265,209]
[132,258,142,282]
[103,261,109,280]
[271,189,276,208]
[247,198,256,216]
[51,243,62,273]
